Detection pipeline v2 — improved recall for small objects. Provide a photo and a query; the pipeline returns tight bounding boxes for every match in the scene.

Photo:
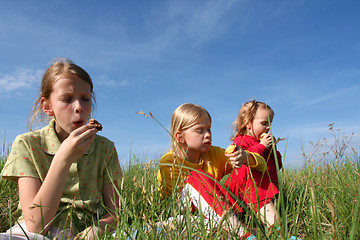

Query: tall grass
[1,125,359,239]
[0,140,19,232]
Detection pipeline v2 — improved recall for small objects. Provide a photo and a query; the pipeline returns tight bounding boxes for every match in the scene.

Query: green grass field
[1,129,359,239]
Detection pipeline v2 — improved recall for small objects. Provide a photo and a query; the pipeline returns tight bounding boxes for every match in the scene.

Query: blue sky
[0,0,359,167]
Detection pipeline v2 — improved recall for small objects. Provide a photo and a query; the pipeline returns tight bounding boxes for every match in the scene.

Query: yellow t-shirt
[157,145,265,197]
[1,119,123,230]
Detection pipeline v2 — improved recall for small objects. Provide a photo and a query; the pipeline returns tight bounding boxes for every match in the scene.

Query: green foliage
[0,147,20,232]
[281,155,360,239]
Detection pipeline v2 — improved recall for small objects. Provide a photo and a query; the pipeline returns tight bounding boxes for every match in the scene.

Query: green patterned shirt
[1,119,123,231]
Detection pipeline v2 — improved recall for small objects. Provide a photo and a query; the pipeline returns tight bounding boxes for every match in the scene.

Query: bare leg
[223,211,248,237]
[259,201,277,227]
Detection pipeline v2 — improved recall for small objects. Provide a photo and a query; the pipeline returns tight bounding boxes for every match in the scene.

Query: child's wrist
[260,142,271,149]
[259,142,267,148]
[96,223,106,232]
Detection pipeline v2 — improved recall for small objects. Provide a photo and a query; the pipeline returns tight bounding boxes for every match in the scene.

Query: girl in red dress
[225,100,282,229]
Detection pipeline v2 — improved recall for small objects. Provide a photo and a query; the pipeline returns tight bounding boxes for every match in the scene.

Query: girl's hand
[260,133,273,148]
[75,226,105,240]
[55,125,98,166]
[225,148,248,168]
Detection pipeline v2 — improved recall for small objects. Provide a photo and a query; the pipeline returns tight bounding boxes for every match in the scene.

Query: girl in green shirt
[1,58,122,240]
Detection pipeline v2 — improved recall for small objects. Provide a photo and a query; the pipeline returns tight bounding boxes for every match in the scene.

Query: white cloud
[124,0,243,60]
[0,68,43,92]
[181,0,239,46]
[96,74,130,88]
[294,83,360,110]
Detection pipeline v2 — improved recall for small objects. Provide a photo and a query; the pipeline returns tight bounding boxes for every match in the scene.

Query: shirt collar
[40,119,94,155]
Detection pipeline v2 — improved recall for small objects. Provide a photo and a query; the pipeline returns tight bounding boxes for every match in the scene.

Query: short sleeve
[1,136,40,182]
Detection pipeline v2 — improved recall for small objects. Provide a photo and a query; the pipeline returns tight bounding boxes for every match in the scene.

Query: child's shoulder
[13,129,42,143]
[160,150,174,163]
[234,134,246,141]
[13,122,54,144]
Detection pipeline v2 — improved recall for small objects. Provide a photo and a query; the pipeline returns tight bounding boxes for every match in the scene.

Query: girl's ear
[40,97,54,116]
[175,131,185,144]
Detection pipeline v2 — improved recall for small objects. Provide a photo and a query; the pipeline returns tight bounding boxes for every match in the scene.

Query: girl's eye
[62,98,72,103]
[196,128,211,134]
[82,97,91,102]
[196,129,204,134]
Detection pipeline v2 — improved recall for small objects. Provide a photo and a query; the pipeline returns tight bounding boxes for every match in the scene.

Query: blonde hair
[231,100,274,140]
[170,103,211,154]
[28,58,96,130]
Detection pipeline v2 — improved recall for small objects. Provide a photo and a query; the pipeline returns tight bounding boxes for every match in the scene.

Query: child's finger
[72,124,98,135]
[72,126,98,143]
[235,163,243,168]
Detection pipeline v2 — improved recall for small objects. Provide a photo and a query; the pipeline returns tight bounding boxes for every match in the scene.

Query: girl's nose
[205,130,211,138]
[74,100,83,113]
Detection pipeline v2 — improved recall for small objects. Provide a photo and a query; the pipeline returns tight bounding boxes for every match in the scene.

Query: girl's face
[178,117,212,159]
[246,108,273,140]
[41,75,92,142]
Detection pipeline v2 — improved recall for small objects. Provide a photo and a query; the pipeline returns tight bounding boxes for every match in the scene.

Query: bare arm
[99,181,120,229]
[76,181,120,239]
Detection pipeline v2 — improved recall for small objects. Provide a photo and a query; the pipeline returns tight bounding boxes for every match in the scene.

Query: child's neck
[179,148,201,164]
[245,131,254,138]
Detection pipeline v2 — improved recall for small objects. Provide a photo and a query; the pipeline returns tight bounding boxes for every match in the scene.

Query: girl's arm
[18,159,70,234]
[247,143,269,157]
[258,134,283,169]
[99,181,120,228]
[236,135,269,158]
[19,125,98,234]
[225,149,266,172]
[78,181,120,239]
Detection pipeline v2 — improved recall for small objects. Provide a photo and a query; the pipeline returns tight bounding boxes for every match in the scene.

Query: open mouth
[73,120,84,126]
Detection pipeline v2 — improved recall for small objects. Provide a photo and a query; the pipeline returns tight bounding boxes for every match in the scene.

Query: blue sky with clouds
[1,0,359,167]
